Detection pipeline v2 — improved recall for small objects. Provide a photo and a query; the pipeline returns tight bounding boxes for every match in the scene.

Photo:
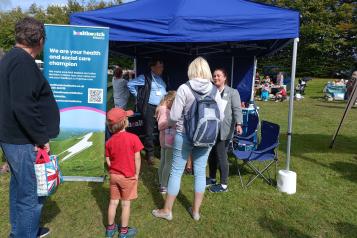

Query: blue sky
[0,0,134,11]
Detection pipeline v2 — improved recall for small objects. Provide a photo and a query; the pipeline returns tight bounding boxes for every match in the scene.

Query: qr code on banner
[88,88,103,104]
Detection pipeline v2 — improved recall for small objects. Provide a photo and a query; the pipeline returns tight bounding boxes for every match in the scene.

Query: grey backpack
[184,82,220,147]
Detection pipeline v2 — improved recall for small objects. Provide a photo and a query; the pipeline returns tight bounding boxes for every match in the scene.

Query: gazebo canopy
[70,0,300,57]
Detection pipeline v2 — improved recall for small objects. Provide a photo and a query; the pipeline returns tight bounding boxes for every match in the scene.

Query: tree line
[0,0,356,77]
[255,0,356,77]
[0,0,131,68]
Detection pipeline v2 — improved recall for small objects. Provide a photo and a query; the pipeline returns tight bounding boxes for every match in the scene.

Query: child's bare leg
[108,199,120,225]
[121,200,131,227]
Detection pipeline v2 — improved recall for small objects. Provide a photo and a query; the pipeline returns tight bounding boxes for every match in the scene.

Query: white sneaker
[37,227,50,238]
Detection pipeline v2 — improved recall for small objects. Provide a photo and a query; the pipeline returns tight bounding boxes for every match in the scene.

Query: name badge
[156,90,162,96]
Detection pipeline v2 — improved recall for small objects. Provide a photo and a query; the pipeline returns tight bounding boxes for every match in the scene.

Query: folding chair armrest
[251,142,279,154]
[235,132,257,141]
[240,132,257,140]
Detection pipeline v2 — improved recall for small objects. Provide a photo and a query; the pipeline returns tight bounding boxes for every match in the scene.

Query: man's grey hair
[15,17,45,47]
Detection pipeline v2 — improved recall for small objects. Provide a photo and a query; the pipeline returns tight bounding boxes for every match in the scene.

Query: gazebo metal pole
[249,56,257,108]
[134,57,137,75]
[231,56,234,88]
[286,38,299,171]
[133,57,138,112]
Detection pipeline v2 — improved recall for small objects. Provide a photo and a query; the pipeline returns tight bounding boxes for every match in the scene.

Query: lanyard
[152,73,161,90]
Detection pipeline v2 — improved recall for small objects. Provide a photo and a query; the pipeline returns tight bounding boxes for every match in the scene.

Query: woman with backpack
[206,68,243,193]
[152,57,225,221]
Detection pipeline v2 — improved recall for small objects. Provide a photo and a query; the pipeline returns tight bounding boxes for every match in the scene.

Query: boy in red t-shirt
[105,108,144,238]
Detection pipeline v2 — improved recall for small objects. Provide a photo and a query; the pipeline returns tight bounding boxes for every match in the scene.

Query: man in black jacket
[127,59,167,165]
[0,17,59,238]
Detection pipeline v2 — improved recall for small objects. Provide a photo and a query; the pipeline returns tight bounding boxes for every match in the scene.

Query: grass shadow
[176,191,191,210]
[228,155,252,177]
[291,134,357,155]
[333,222,357,238]
[228,154,278,186]
[315,104,356,110]
[259,216,311,238]
[327,161,357,183]
[299,154,357,183]
[309,96,326,100]
[140,152,191,210]
[140,159,165,209]
[89,182,109,227]
[41,197,61,225]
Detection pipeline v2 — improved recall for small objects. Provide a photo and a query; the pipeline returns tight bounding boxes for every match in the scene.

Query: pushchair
[295,77,312,95]
[295,77,312,100]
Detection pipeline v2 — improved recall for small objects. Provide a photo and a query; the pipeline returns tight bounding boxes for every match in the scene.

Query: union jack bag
[34,148,63,196]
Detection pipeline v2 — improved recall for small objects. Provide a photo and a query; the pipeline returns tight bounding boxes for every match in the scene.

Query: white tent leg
[286,38,299,170]
[277,37,299,195]
[249,56,257,108]
[231,56,234,88]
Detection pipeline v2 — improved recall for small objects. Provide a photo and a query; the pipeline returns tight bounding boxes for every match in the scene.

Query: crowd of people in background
[322,70,357,101]
[254,71,287,102]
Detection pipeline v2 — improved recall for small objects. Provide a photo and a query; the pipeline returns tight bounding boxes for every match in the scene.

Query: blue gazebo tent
[70,0,300,177]
[70,0,299,42]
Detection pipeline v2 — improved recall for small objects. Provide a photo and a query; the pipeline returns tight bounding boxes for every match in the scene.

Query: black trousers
[208,137,230,185]
[142,104,157,158]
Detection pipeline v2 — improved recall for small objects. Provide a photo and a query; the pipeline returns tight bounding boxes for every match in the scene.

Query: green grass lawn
[1,78,356,237]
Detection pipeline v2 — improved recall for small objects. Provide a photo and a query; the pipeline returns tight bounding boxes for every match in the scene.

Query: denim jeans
[167,133,212,196]
[1,143,44,238]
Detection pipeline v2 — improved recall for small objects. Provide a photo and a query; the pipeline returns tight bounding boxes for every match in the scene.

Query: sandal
[152,209,173,221]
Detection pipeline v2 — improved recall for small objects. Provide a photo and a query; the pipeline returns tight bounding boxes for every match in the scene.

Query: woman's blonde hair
[155,91,176,116]
[187,57,212,81]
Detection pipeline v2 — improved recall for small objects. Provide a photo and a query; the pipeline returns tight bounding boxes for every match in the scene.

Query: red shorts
[110,174,138,200]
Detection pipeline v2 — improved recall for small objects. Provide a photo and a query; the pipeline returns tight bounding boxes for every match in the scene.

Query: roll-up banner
[43,24,109,178]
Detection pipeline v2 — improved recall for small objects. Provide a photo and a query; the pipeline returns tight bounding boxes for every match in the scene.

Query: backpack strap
[185,82,200,100]
[209,85,218,98]
[186,81,217,100]
[187,82,218,101]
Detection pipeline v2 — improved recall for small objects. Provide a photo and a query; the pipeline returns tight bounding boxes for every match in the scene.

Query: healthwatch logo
[73,30,105,40]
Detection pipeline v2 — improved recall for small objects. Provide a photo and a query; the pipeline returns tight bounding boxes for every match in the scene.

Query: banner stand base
[63,176,105,182]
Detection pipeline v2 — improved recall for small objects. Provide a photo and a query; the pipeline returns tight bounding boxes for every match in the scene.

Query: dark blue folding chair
[233,121,280,187]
